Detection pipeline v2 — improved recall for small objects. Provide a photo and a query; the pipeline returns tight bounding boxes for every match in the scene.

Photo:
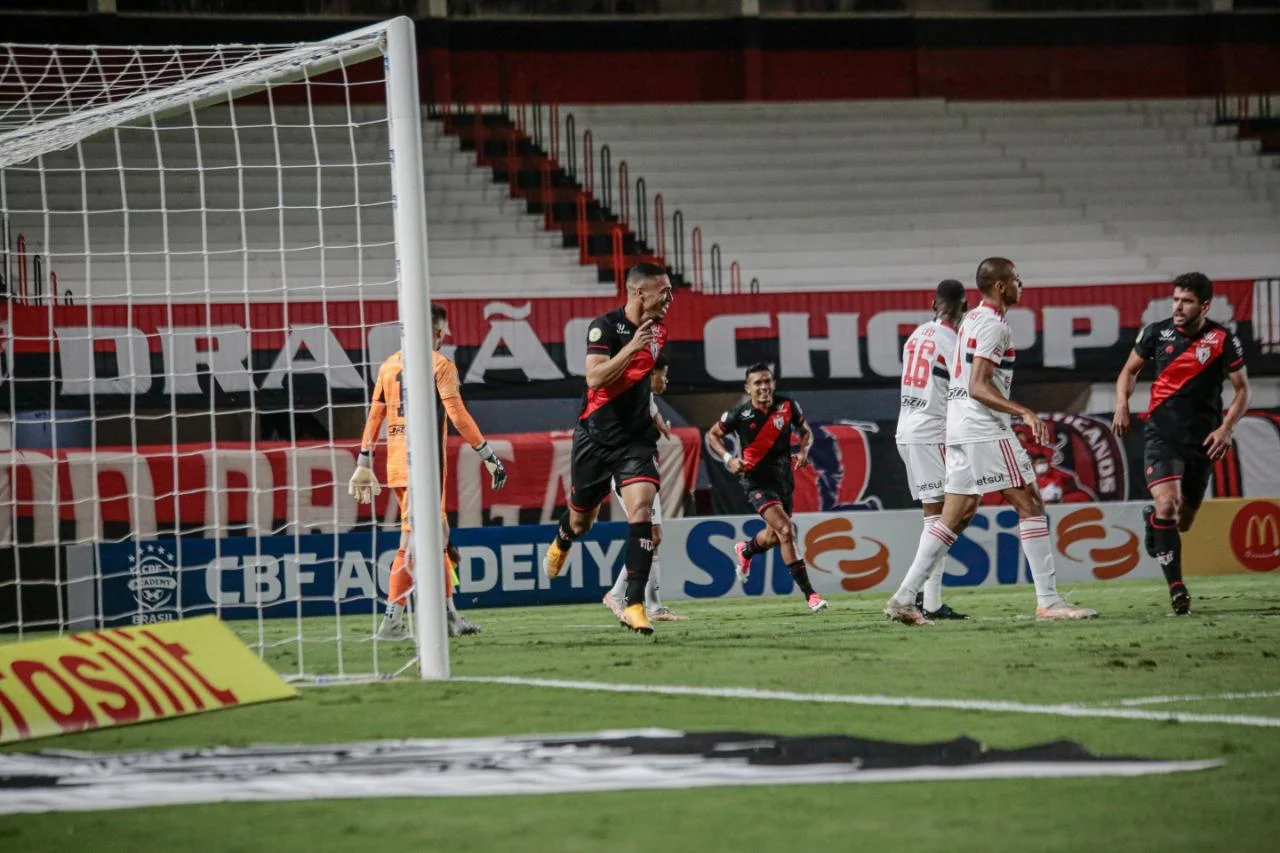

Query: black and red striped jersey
[1134,318,1245,447]
[577,307,667,449]
[719,396,806,483]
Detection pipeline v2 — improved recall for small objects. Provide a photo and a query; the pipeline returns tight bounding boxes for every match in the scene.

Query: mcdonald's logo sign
[1230,502,1280,573]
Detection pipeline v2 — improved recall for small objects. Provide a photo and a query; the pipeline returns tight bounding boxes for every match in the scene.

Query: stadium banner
[71,502,1159,626]
[1,428,701,546]
[1181,498,1280,577]
[0,616,296,744]
[3,278,1272,405]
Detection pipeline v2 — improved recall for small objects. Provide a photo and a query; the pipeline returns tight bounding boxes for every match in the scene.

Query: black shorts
[1143,428,1212,508]
[742,476,793,517]
[569,427,659,514]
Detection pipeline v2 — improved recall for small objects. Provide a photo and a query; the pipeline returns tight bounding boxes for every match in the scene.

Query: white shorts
[896,442,946,503]
[613,479,663,525]
[945,437,1035,496]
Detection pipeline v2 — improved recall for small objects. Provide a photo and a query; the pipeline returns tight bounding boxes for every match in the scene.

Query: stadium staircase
[437,104,677,291]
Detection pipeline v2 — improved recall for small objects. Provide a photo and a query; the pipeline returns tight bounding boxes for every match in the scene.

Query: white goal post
[0,16,450,681]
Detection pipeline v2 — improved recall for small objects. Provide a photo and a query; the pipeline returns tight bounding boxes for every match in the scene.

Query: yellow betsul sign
[1182,499,1280,576]
[0,616,296,744]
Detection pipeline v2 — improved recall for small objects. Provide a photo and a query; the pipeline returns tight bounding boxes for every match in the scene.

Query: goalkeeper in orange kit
[348,304,508,641]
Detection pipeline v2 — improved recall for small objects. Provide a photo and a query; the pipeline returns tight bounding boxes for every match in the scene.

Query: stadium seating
[2,105,599,302]
[565,99,1280,290]
[7,99,1277,302]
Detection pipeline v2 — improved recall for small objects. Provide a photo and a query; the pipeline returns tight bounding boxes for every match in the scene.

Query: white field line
[452,676,1280,729]
[1108,690,1280,707]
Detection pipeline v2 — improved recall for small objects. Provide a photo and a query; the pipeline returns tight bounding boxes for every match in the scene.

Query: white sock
[893,520,957,606]
[1020,515,1060,608]
[921,522,945,612]
[645,557,662,611]
[385,602,403,621]
[609,566,627,602]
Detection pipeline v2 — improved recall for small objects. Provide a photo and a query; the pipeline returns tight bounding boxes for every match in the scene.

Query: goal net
[0,17,451,682]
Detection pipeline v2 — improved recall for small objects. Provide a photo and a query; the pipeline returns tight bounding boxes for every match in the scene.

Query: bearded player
[1113,272,1249,615]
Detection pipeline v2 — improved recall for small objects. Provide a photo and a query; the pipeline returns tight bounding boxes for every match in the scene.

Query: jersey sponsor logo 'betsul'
[947,303,1017,444]
[896,319,957,445]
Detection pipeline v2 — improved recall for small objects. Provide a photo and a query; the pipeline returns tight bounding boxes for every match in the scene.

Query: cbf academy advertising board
[68,502,1192,627]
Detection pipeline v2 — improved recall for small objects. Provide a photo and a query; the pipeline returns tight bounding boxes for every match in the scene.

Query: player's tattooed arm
[707,418,743,475]
[1111,349,1147,438]
[968,356,1049,446]
[585,320,654,389]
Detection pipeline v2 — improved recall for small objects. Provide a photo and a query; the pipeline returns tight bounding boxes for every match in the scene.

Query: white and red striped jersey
[895,319,958,444]
[947,302,1016,445]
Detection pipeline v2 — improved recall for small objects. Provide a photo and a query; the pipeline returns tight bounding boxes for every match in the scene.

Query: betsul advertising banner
[1182,498,1280,576]
[0,616,296,744]
[2,279,1269,406]
[74,503,1159,628]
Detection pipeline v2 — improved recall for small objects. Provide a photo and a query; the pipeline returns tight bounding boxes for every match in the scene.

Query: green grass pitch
[3,575,1280,853]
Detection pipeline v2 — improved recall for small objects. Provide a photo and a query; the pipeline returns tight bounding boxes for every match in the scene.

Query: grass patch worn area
[3,575,1280,852]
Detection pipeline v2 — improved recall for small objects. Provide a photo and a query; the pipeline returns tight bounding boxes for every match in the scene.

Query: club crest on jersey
[773,414,785,430]
[650,340,661,359]
[1196,344,1211,364]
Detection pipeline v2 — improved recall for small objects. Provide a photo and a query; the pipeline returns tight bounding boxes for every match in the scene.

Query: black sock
[554,516,576,553]
[788,559,816,598]
[624,521,655,607]
[741,534,767,558]
[1150,515,1182,586]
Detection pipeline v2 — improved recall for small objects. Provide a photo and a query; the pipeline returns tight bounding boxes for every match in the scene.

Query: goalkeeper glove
[348,449,382,504]
[475,441,508,490]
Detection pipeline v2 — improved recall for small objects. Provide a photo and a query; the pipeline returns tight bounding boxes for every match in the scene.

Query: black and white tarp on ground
[0,729,1221,815]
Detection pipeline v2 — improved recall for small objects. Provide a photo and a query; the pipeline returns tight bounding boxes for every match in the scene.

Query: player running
[896,279,970,621]
[349,304,508,641]
[885,257,1097,625]
[603,354,687,622]
[543,262,673,637]
[1112,272,1249,615]
[707,363,828,614]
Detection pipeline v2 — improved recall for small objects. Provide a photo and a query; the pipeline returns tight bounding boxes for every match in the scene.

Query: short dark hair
[976,257,1015,295]
[430,303,447,326]
[936,279,965,304]
[744,361,773,381]
[1172,272,1213,303]
[626,262,668,290]
[653,352,669,371]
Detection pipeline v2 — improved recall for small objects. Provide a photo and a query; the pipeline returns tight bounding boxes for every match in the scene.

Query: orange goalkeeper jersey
[361,350,464,489]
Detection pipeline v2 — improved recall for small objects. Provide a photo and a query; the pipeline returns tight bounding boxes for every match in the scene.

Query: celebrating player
[1112,272,1249,615]
[543,262,673,637]
[349,304,508,641]
[895,279,970,620]
[707,363,828,614]
[884,258,1097,625]
[603,354,687,622]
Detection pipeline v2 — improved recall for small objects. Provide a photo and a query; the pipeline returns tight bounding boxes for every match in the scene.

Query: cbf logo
[127,544,179,624]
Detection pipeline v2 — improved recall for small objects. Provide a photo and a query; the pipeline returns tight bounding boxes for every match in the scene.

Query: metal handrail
[710,243,722,294]
[599,143,611,209]
[691,226,704,292]
[671,209,683,279]
[618,160,629,229]
[634,176,647,246]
